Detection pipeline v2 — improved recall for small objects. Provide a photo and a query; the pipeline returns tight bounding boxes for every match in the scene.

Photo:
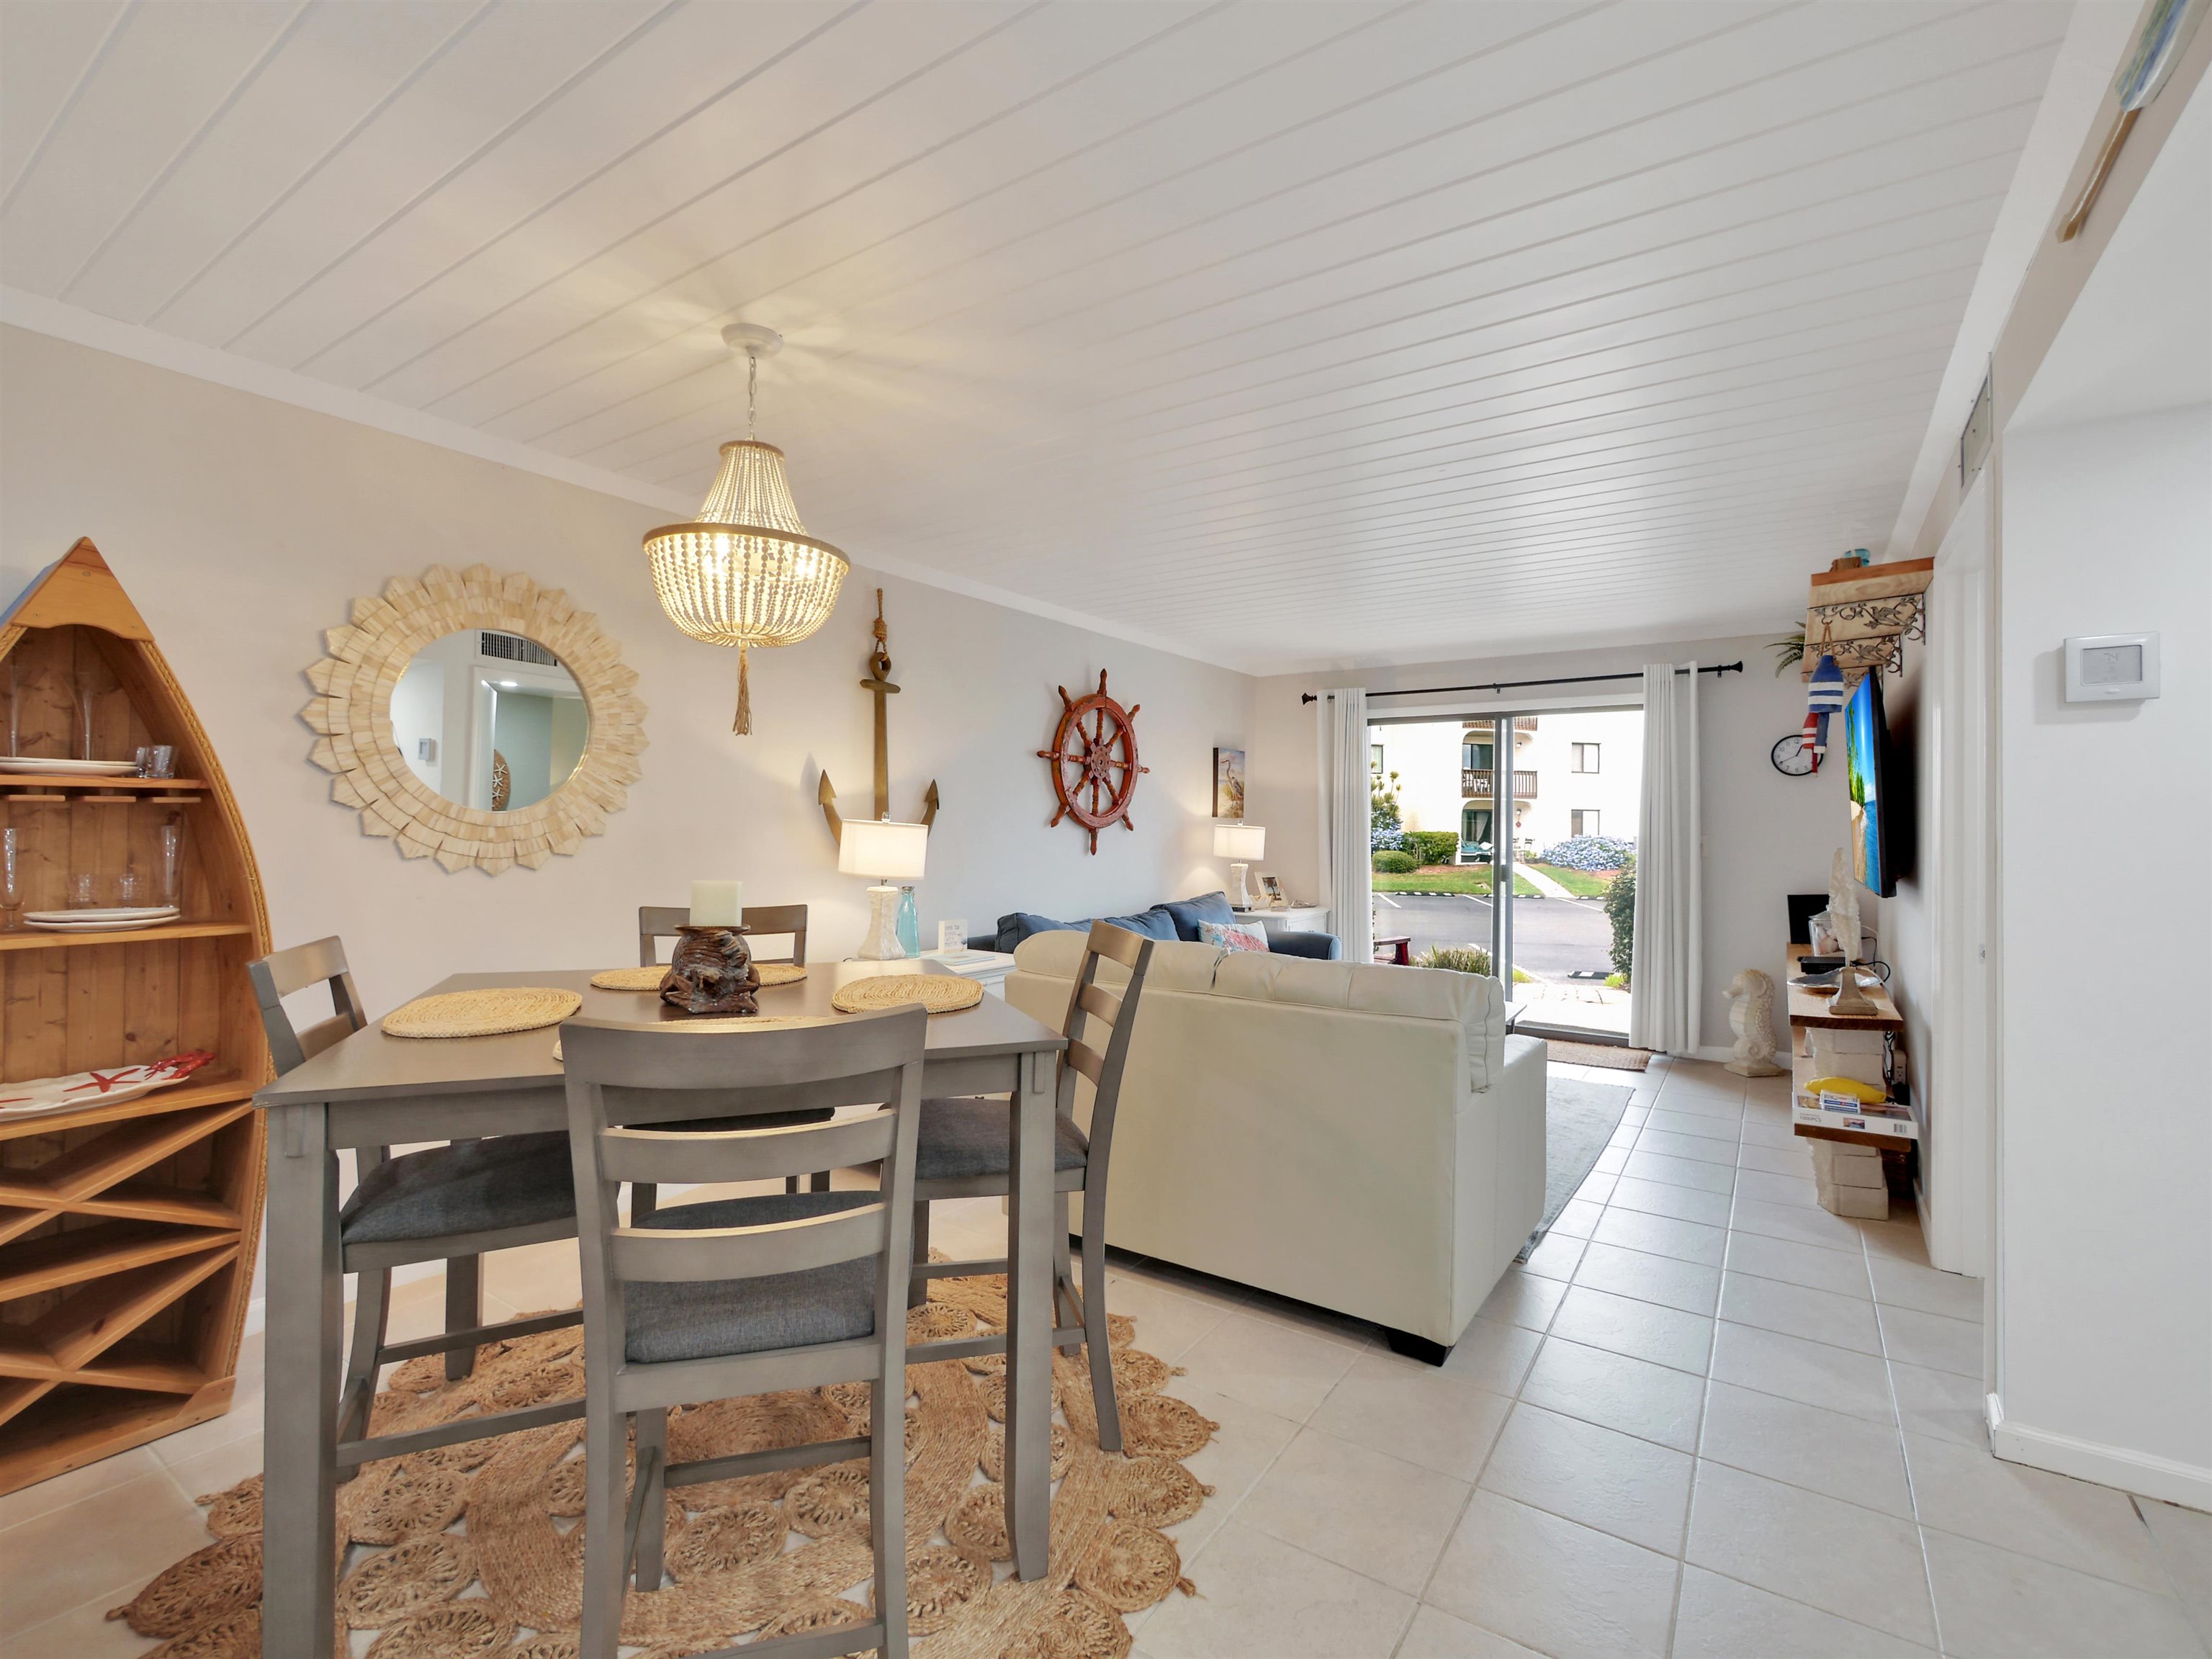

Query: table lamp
[840,819,929,960]
[1213,822,1265,909]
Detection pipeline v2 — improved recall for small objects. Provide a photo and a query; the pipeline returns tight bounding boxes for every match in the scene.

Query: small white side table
[919,948,1018,998]
[1231,905,1331,940]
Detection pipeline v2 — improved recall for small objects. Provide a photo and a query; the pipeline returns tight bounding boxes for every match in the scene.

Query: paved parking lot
[1372,889,1617,980]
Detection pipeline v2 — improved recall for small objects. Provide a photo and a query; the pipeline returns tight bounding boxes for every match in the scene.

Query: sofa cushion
[1103,907,1179,942]
[1014,930,1223,993]
[992,907,1177,953]
[1210,953,1507,1092]
[1156,890,1236,942]
[993,912,1080,953]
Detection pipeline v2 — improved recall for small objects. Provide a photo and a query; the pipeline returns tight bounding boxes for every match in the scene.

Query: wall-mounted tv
[1843,671,1897,896]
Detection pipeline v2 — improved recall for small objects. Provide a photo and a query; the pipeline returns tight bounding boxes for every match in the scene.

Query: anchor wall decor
[818,588,940,844]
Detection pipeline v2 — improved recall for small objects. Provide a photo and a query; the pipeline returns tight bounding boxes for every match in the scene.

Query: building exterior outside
[1372,709,1643,859]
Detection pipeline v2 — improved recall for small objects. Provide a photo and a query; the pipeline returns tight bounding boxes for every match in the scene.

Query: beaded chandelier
[642,325,848,734]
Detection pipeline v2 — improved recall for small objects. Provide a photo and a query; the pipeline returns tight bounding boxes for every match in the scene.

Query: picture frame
[1257,873,1287,908]
[1213,745,1246,818]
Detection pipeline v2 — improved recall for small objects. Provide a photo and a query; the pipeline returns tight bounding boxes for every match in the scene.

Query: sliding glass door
[1370,706,1638,1040]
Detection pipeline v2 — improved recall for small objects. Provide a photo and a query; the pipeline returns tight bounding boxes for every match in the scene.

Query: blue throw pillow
[1099,907,1179,942]
[1156,890,1237,942]
[993,912,1081,953]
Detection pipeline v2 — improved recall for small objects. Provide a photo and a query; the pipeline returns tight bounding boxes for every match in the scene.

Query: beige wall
[0,327,1257,1005]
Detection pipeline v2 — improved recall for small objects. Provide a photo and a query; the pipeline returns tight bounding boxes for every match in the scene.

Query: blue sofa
[971,890,1341,960]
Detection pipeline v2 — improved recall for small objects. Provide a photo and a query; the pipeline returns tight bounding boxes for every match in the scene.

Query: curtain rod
[1300,660,1743,704]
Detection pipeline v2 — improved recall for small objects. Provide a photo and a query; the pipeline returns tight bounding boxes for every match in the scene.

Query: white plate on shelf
[0,757,140,775]
[23,912,181,932]
[23,906,179,924]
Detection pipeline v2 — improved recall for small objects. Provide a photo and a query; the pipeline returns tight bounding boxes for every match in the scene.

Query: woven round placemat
[380,987,581,1039]
[590,963,806,992]
[830,974,984,1015]
[115,1262,1211,1658]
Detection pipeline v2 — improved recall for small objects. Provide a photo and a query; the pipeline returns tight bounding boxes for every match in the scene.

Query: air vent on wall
[1959,371,1993,487]
[480,630,559,667]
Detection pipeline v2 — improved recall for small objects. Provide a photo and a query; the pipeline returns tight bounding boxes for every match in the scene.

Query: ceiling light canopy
[642,323,848,734]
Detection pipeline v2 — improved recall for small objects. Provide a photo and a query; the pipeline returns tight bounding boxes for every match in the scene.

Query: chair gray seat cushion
[915,1098,1088,1184]
[339,1133,575,1245]
[623,1191,880,1364]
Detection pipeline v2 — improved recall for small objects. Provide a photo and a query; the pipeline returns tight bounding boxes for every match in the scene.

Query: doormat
[1541,1077,1636,1234]
[109,1269,1212,1658]
[1547,1040,1652,1071]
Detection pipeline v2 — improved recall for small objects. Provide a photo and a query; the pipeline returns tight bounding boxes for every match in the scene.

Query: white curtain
[1316,688,1372,965]
[1631,662,1701,1053]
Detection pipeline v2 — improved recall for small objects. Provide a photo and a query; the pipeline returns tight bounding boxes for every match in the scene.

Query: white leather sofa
[1008,931,1547,1357]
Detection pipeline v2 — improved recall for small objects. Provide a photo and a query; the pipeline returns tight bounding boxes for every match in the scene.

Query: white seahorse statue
[1725,968,1786,1076]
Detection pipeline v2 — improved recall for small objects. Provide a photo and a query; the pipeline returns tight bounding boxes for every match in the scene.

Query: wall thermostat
[2064,633,2159,702]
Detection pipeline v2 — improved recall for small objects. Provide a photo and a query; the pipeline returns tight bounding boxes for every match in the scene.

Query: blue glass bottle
[896,886,920,958]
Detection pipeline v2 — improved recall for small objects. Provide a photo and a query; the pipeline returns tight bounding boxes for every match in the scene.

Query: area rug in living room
[1542,1076,1636,1233]
[107,1269,1210,1658]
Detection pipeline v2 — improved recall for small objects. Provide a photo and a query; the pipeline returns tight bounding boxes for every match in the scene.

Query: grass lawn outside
[1526,862,1617,899]
[1373,866,1541,898]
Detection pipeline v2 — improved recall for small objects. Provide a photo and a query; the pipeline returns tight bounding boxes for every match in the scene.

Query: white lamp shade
[1213,823,1266,860]
[838,818,929,881]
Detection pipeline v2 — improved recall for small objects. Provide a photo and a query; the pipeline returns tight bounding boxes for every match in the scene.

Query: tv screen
[1843,672,1894,896]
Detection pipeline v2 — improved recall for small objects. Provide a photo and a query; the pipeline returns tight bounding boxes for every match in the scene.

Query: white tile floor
[4,1058,2208,1658]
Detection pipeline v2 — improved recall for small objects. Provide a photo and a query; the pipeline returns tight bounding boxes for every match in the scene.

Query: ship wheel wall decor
[1038,670,1149,853]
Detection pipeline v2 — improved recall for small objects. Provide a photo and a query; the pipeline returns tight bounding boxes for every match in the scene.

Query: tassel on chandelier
[642,324,848,734]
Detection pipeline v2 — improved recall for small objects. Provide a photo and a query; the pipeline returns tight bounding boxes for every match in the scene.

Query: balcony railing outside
[1463,769,1539,799]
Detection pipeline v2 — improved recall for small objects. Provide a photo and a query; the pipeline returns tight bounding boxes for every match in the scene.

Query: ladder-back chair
[560,1007,924,1659]
[247,938,582,1476]
[906,920,1155,1449]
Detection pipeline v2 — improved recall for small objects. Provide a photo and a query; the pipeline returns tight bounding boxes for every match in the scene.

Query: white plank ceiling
[1,1,2073,670]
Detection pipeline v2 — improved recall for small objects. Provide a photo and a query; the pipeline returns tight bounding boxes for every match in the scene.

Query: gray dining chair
[631,903,831,1215]
[907,920,1154,1451]
[561,1006,923,1659]
[638,901,808,966]
[247,938,583,1476]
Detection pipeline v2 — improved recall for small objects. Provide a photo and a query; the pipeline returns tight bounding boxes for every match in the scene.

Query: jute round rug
[108,1267,1216,1658]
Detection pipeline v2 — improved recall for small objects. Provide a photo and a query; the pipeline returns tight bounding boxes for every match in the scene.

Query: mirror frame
[302,564,647,874]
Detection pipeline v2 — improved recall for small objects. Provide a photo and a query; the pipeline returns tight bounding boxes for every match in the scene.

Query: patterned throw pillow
[1198,920,1269,953]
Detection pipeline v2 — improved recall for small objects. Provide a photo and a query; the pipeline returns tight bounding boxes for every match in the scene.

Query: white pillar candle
[689,880,743,927]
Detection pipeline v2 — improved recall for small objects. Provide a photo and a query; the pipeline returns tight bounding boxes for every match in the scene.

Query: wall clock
[1771,732,1818,776]
[1038,670,1148,853]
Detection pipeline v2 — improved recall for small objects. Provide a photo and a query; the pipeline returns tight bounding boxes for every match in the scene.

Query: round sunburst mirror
[301,565,647,874]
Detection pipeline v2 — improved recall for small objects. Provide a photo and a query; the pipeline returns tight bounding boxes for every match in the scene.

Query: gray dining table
[253,960,1068,1658]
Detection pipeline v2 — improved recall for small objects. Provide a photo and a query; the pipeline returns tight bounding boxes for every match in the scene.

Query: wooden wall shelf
[0,540,271,1491]
[1802,557,1933,682]
[0,775,210,794]
[0,920,256,953]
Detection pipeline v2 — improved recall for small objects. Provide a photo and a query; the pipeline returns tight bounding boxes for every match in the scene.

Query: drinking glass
[145,745,176,779]
[68,871,96,909]
[1,830,19,930]
[76,680,96,762]
[158,820,184,909]
[114,871,143,909]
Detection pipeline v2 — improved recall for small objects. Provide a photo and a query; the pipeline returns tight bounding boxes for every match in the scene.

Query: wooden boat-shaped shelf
[0,539,271,1494]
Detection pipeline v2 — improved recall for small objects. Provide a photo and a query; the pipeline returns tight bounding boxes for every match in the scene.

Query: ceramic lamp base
[1228,862,1252,909]
[856,884,907,960]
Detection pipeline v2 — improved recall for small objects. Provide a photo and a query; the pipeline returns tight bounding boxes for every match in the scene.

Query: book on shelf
[1794,1087,1920,1141]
